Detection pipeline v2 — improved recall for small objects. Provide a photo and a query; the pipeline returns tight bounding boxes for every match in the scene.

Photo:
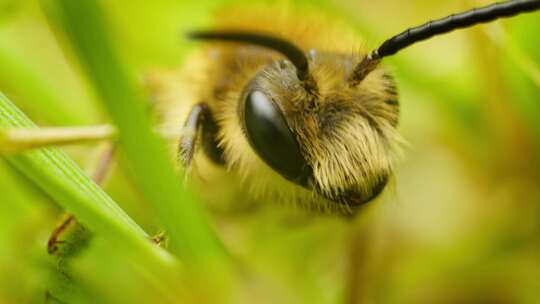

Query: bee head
[190,31,401,208]
[190,0,540,208]
[241,51,401,207]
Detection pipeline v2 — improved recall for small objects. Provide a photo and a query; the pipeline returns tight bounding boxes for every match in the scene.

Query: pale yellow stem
[0,124,181,155]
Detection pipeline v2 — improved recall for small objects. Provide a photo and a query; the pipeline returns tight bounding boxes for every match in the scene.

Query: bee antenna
[350,0,540,85]
[188,31,311,82]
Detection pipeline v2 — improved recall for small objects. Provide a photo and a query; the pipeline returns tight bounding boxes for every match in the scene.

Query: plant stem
[0,125,114,154]
[0,124,181,154]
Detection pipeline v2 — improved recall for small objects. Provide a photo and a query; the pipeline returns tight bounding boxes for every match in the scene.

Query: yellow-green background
[0,0,539,303]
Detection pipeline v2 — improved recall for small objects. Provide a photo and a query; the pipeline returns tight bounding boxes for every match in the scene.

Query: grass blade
[47,0,229,268]
[0,91,179,278]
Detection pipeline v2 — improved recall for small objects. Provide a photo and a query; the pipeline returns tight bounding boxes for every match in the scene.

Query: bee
[146,0,540,214]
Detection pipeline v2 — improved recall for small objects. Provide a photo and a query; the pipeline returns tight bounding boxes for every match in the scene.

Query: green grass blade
[47,0,228,267]
[0,92,179,277]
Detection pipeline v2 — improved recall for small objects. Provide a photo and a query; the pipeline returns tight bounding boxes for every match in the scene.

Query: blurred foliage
[0,0,539,303]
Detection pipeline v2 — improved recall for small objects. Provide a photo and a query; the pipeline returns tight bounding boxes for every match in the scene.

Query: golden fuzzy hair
[147,6,403,214]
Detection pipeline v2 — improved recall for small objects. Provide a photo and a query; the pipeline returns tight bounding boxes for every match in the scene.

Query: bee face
[240,52,401,207]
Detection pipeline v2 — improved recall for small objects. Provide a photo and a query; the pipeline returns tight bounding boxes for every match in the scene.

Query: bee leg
[178,104,205,167]
[47,144,116,255]
[179,103,225,168]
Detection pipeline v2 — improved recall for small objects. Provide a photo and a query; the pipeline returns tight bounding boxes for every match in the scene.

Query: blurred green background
[1,0,539,303]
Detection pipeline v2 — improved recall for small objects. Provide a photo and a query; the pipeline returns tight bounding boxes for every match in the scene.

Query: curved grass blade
[46,0,229,269]
[0,92,179,281]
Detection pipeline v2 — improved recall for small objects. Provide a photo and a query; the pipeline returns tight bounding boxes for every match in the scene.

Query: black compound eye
[244,90,312,187]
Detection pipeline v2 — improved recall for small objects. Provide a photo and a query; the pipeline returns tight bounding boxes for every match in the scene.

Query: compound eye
[244,90,312,187]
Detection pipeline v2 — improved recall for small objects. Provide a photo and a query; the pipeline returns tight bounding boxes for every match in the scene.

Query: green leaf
[0,91,179,282]
[46,0,229,270]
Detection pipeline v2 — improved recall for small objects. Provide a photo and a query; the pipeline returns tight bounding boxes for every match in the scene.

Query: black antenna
[188,31,310,81]
[376,0,540,59]
[351,0,540,85]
